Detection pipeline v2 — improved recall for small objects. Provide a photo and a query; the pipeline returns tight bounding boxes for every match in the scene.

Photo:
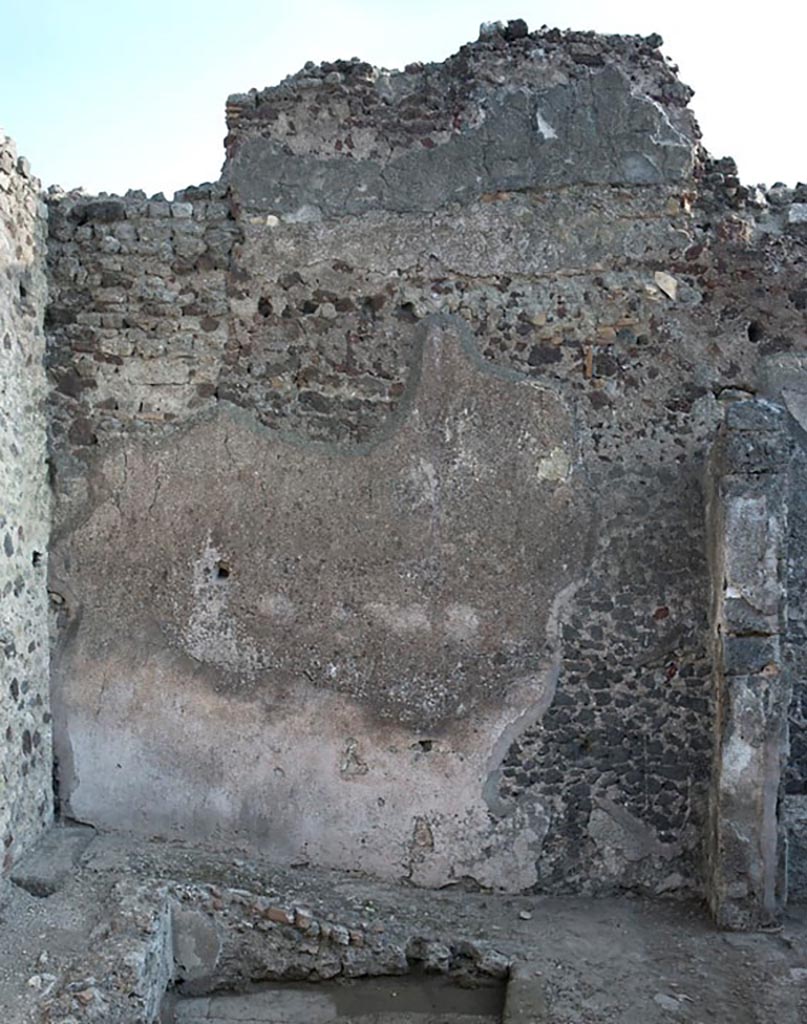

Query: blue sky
[1,0,804,196]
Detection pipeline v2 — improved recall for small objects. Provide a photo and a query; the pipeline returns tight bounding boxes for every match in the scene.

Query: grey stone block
[723,635,781,677]
[723,597,779,637]
[10,822,96,896]
[724,399,785,432]
[719,431,791,476]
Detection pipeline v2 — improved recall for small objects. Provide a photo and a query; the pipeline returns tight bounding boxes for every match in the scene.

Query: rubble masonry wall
[0,135,51,873]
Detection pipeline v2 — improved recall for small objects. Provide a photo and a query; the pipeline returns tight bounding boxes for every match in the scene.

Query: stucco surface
[52,318,590,886]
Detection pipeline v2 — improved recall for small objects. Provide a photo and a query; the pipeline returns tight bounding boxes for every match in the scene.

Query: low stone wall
[0,134,51,872]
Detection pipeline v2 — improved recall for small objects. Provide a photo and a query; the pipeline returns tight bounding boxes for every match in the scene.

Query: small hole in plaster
[397,302,418,323]
[413,739,434,753]
[747,321,764,343]
[32,551,42,567]
[215,560,230,580]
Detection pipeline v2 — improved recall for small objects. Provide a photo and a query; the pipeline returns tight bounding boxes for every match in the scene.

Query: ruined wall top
[225,22,695,146]
[45,20,807,230]
[220,22,699,221]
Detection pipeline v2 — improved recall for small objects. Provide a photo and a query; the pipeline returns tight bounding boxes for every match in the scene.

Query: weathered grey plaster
[50,319,590,888]
[228,65,693,219]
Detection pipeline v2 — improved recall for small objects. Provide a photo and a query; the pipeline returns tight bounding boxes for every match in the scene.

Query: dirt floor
[1,827,806,1023]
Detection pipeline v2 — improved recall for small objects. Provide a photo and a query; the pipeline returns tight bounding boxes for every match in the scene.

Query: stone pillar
[706,398,792,929]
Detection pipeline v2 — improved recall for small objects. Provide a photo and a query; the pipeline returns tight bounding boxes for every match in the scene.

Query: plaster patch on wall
[482,579,584,820]
[534,109,558,140]
[407,801,550,891]
[588,797,682,878]
[407,457,440,510]
[258,592,296,623]
[364,602,432,637]
[182,539,263,678]
[722,733,755,787]
[444,604,481,642]
[339,738,369,777]
[537,447,572,482]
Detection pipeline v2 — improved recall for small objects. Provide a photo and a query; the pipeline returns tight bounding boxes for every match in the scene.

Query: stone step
[9,821,96,897]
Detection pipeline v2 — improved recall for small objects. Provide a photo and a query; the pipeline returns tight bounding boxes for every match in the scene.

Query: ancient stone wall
[42,24,807,897]
[45,185,237,444]
[0,134,52,872]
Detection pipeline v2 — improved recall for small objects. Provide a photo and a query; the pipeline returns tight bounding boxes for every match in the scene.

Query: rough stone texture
[767,371,807,879]
[0,133,52,874]
[224,58,694,218]
[4,830,807,1024]
[9,820,95,896]
[785,795,807,900]
[36,24,807,900]
[706,399,792,929]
